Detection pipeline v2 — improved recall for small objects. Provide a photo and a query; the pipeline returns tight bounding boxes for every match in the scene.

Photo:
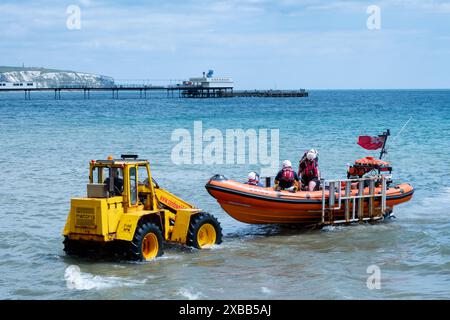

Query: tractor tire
[63,237,102,257]
[63,236,85,256]
[127,222,164,261]
[186,212,223,249]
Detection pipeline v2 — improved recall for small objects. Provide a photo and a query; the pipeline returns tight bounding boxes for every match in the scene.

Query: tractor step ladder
[321,175,388,225]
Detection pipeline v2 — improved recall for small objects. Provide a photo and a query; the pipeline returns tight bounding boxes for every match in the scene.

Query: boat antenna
[379,129,390,160]
[392,116,413,142]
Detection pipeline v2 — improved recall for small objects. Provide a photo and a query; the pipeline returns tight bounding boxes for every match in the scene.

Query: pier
[225,89,309,98]
[0,85,310,100]
[0,84,236,100]
[0,71,308,100]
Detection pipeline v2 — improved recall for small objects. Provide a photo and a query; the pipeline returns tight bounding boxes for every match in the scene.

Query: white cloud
[278,0,450,13]
[0,0,447,88]
[374,0,450,13]
[0,0,438,57]
[79,0,93,6]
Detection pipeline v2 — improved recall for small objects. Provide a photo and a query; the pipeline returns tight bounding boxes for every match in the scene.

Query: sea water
[0,89,449,299]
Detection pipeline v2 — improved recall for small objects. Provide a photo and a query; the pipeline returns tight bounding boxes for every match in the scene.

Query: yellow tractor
[63,155,222,261]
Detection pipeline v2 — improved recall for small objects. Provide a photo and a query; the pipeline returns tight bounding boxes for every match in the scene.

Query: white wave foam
[177,288,205,300]
[203,244,223,250]
[416,188,450,213]
[127,254,182,265]
[393,187,450,221]
[261,287,272,294]
[158,254,182,260]
[64,265,146,291]
[422,188,450,205]
[321,225,346,232]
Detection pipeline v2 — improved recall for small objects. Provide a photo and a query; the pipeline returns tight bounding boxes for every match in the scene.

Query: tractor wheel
[128,222,163,261]
[63,236,74,255]
[63,236,83,256]
[187,212,223,249]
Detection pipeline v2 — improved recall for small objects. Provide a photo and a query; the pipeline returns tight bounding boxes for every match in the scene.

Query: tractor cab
[87,155,157,212]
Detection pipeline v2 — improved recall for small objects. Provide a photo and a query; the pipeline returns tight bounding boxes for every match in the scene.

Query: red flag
[357,136,385,150]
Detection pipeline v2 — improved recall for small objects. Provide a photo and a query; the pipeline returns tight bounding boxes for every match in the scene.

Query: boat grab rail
[320,175,387,224]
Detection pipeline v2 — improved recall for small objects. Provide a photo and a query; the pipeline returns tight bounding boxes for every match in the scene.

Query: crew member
[246,171,263,187]
[274,160,300,191]
[298,149,320,191]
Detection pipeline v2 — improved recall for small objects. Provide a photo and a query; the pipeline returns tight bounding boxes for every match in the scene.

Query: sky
[1,0,449,89]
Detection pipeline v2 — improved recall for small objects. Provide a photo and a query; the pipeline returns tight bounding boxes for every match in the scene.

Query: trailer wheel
[128,222,164,261]
[187,212,223,249]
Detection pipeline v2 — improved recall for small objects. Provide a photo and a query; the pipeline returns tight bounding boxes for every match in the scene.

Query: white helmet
[248,171,258,181]
[306,149,318,161]
[282,160,292,168]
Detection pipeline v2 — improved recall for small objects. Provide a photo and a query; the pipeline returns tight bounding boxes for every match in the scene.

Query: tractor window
[108,167,124,196]
[129,167,138,205]
[91,166,124,196]
[138,165,149,185]
[92,167,100,183]
[103,167,123,183]
[101,167,109,183]
[91,167,109,183]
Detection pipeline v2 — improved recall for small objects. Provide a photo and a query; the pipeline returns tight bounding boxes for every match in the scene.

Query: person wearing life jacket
[298,149,321,191]
[274,160,300,192]
[246,171,263,187]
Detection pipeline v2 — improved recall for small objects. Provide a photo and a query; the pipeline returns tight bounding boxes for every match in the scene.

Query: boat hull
[205,176,414,225]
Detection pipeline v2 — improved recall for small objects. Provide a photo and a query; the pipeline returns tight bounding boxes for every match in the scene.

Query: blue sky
[1,0,449,89]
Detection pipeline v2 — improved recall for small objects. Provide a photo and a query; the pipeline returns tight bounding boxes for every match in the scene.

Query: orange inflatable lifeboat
[205,158,414,226]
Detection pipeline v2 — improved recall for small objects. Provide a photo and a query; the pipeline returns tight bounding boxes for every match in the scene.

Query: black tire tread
[63,236,84,256]
[127,221,164,261]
